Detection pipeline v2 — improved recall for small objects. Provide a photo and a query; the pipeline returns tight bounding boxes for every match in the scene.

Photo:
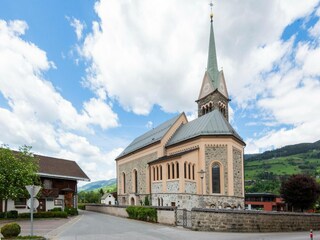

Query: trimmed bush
[0,222,21,238]
[49,207,62,212]
[7,210,18,219]
[126,206,157,222]
[0,212,6,218]
[64,207,78,216]
[78,204,86,210]
[18,211,68,218]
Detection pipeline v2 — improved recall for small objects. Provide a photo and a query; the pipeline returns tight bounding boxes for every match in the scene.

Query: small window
[192,164,195,180]
[122,172,126,194]
[14,198,26,207]
[43,179,53,189]
[160,165,162,180]
[168,164,171,179]
[54,199,63,206]
[176,162,179,179]
[172,163,175,179]
[184,162,187,178]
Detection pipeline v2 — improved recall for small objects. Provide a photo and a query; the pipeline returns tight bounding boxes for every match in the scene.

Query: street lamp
[198,169,205,208]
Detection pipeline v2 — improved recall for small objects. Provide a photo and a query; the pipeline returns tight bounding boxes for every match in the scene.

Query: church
[115,12,245,210]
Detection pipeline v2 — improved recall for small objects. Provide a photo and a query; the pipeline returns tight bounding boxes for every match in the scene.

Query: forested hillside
[245,140,320,194]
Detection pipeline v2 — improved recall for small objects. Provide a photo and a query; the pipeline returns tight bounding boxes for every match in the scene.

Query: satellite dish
[27,198,39,209]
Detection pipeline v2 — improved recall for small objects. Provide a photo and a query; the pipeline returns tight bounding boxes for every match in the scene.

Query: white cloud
[68,17,85,40]
[145,121,153,129]
[0,19,120,181]
[79,0,320,153]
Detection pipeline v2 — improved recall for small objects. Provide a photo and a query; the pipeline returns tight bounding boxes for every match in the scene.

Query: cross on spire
[209,1,213,22]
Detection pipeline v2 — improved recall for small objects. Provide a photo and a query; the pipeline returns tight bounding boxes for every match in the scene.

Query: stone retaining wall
[192,208,320,232]
[85,204,176,226]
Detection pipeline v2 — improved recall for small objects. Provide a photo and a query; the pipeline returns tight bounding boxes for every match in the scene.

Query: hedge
[126,206,157,222]
[78,204,86,210]
[64,207,78,216]
[18,211,68,218]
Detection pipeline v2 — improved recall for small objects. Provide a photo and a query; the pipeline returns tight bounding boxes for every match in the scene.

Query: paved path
[52,210,319,240]
[0,217,75,237]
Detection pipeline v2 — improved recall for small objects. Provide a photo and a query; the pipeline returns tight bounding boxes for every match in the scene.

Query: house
[245,193,286,211]
[101,192,117,205]
[0,154,90,213]
[116,14,246,210]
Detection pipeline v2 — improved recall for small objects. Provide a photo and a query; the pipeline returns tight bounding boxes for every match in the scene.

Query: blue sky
[0,0,320,182]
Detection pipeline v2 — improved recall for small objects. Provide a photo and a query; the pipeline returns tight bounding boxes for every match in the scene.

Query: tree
[99,188,104,196]
[0,145,39,214]
[280,174,320,212]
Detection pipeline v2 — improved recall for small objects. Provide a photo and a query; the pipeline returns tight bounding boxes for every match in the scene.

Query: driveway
[50,210,318,240]
[0,216,77,237]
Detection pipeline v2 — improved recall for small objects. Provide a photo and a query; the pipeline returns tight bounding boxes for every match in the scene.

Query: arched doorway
[130,197,135,206]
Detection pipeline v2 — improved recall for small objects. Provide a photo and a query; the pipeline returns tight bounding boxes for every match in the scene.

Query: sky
[0,0,320,184]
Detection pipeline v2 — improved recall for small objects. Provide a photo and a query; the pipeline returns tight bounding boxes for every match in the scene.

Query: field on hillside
[244,151,320,194]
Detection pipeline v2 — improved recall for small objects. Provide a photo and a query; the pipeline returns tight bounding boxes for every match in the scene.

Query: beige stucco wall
[116,111,245,209]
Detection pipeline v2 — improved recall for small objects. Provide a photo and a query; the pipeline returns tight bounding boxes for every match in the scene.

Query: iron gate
[176,208,192,228]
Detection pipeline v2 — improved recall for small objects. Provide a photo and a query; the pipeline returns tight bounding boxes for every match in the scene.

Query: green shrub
[143,196,150,206]
[18,211,68,218]
[14,236,45,239]
[49,207,62,212]
[78,204,86,210]
[64,207,78,216]
[0,222,21,238]
[126,206,157,222]
[7,210,18,219]
[0,212,5,218]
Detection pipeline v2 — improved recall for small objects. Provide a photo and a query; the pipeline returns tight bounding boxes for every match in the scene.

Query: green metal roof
[166,109,244,146]
[207,21,220,90]
[116,114,182,159]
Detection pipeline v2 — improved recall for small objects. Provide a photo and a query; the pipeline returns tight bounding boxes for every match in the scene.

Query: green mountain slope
[79,178,116,192]
[244,140,320,194]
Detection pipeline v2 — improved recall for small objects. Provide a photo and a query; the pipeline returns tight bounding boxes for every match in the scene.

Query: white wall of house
[5,199,29,213]
[1,194,66,213]
[101,194,115,205]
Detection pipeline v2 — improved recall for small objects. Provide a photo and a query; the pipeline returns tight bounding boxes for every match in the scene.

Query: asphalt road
[50,210,319,240]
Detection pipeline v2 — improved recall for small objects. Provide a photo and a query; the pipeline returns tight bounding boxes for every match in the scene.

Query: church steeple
[196,3,230,121]
[207,13,219,89]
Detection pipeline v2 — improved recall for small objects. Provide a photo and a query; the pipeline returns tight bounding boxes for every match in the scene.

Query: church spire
[196,1,229,121]
[207,2,219,89]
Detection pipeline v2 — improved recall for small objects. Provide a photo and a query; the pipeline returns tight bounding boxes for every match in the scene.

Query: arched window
[202,107,205,115]
[172,163,175,179]
[153,167,155,181]
[168,164,171,179]
[188,163,191,179]
[122,172,126,194]
[133,169,138,193]
[176,162,179,179]
[192,164,195,180]
[184,162,187,178]
[156,166,159,180]
[160,165,162,180]
[209,102,213,112]
[212,163,221,193]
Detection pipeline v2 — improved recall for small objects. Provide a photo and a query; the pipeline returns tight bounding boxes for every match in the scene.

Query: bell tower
[196,4,230,121]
